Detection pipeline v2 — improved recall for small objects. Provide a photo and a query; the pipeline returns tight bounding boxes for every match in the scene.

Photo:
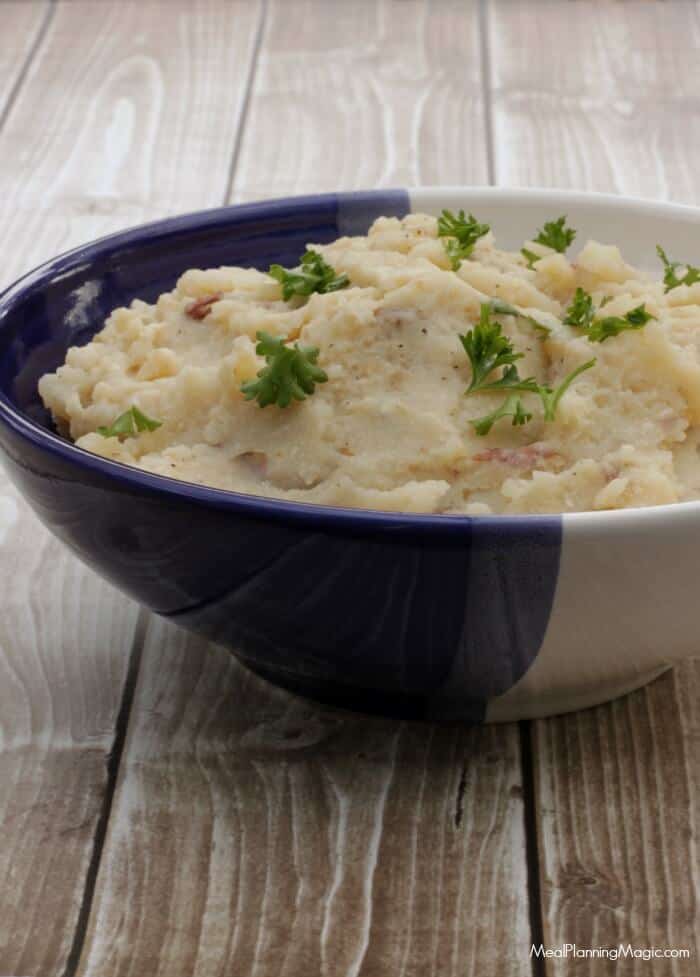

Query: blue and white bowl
[0,188,697,721]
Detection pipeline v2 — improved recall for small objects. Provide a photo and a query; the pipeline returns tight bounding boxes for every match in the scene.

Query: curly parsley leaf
[269,249,349,301]
[656,245,700,292]
[459,303,524,393]
[443,238,470,272]
[563,287,596,331]
[470,361,595,435]
[472,394,533,437]
[241,331,328,408]
[536,360,596,421]
[475,365,541,395]
[437,209,490,270]
[533,215,577,253]
[587,305,654,343]
[564,288,654,343]
[488,297,552,336]
[521,247,541,270]
[97,406,162,439]
[461,303,594,435]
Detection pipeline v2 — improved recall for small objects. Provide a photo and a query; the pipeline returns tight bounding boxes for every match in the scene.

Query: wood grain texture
[0,485,140,976]
[533,667,700,976]
[0,2,262,974]
[78,5,532,973]
[0,8,140,975]
[79,621,531,977]
[0,2,50,120]
[0,0,264,288]
[488,1,700,201]
[231,0,488,202]
[489,2,700,972]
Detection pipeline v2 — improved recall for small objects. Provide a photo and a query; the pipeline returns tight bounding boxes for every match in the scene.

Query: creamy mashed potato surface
[38,213,700,515]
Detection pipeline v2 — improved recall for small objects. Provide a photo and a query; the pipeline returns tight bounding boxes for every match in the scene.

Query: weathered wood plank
[0,2,50,120]
[489,0,700,202]
[0,2,263,974]
[0,0,263,289]
[231,0,489,202]
[533,667,700,976]
[0,511,139,976]
[489,2,700,972]
[80,3,532,974]
[79,622,531,977]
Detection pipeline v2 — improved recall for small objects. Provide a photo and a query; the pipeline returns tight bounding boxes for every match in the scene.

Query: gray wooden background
[0,2,698,976]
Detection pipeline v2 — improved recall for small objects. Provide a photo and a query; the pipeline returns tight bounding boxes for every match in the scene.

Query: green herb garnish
[536,360,596,421]
[586,305,654,343]
[437,209,490,270]
[97,406,162,439]
[521,247,541,270]
[460,303,594,435]
[563,287,596,331]
[472,394,533,437]
[564,287,654,342]
[268,249,349,301]
[460,304,525,393]
[488,297,551,336]
[533,215,577,253]
[241,331,328,408]
[656,245,700,292]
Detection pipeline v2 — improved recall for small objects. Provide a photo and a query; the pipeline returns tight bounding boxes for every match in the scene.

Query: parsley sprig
[534,215,577,253]
[537,361,596,421]
[461,304,524,393]
[562,287,596,331]
[521,248,540,270]
[97,406,162,439]
[587,305,654,342]
[563,287,654,342]
[241,331,328,408]
[521,215,576,267]
[656,245,700,292]
[473,395,532,437]
[460,304,594,435]
[488,297,552,336]
[437,209,490,270]
[269,249,349,301]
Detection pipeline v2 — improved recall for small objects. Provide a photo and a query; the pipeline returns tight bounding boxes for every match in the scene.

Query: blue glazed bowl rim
[1,188,700,536]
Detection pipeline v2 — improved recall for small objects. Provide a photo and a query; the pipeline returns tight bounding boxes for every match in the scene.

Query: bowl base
[485,665,672,722]
[237,659,487,722]
[238,658,672,724]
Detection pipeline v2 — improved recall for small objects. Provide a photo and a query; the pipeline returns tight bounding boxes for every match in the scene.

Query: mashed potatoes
[38,212,700,515]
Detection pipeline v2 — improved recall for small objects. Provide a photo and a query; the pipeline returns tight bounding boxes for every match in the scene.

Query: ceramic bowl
[0,188,697,721]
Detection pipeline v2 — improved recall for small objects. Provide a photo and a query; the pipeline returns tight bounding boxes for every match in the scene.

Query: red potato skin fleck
[186,292,223,320]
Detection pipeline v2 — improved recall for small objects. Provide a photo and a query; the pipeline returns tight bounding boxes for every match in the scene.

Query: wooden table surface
[0,2,698,975]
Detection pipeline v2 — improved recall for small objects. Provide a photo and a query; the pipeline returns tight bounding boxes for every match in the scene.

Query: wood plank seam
[520,722,547,977]
[478,0,496,184]
[61,609,150,977]
[223,0,268,203]
[0,1,55,134]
